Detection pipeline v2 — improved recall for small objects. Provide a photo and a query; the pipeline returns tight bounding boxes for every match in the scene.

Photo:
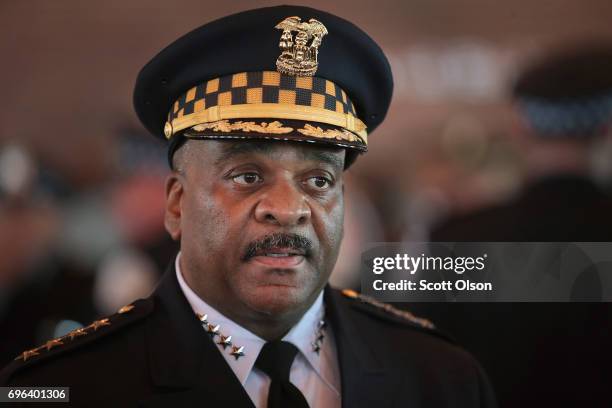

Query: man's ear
[164,173,184,241]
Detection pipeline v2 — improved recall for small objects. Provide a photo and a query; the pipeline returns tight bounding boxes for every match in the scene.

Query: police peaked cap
[133,5,393,167]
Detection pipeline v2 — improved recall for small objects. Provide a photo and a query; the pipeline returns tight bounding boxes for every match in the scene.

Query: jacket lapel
[325,286,394,408]
[141,263,254,407]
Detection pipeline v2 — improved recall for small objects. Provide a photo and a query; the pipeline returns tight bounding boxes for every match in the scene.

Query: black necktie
[255,341,310,408]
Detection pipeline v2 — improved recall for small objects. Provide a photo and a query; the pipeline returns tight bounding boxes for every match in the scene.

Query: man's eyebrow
[214,142,344,170]
[214,143,275,166]
[300,150,344,171]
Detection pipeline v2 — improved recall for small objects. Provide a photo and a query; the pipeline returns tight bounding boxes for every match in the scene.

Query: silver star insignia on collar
[230,346,245,360]
[206,324,220,338]
[217,335,233,350]
[197,313,209,325]
[311,319,327,354]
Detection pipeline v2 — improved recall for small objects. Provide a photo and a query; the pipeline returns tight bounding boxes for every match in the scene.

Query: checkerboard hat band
[164,71,367,141]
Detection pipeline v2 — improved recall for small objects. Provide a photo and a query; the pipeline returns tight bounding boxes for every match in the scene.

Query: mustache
[242,233,313,261]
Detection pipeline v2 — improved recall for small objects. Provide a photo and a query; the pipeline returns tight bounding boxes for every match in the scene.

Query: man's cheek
[189,197,232,253]
[313,201,344,270]
[327,198,345,249]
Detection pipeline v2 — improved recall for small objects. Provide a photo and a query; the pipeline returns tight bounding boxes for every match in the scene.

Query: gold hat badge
[275,16,328,77]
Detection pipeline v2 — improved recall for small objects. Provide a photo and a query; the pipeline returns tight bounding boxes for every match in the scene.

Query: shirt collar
[175,252,327,386]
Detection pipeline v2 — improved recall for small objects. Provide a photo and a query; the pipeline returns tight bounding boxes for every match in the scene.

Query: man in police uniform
[1,6,496,407]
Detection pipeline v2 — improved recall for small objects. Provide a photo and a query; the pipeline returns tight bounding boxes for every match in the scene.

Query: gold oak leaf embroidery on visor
[189,120,365,145]
[297,123,364,144]
[191,120,293,134]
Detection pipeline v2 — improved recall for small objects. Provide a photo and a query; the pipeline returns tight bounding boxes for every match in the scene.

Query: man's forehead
[208,140,346,170]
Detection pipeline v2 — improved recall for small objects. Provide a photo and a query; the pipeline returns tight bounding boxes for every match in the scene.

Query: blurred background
[1,1,612,406]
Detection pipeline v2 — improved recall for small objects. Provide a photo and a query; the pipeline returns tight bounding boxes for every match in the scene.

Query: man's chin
[234,260,322,316]
[244,284,310,315]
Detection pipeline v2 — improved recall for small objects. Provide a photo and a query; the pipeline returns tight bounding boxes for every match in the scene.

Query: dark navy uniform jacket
[1,261,497,407]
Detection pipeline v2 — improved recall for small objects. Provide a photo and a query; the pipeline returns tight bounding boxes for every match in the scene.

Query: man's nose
[254,179,311,227]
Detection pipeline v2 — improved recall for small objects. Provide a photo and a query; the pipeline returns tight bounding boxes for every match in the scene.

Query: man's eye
[305,176,332,190]
[232,173,262,185]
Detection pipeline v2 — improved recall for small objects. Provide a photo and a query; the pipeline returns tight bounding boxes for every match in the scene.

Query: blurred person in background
[0,143,97,366]
[0,134,168,366]
[434,44,612,241]
[425,44,612,407]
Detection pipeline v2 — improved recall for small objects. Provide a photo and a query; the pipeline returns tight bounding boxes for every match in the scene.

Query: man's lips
[248,247,306,268]
[251,255,305,268]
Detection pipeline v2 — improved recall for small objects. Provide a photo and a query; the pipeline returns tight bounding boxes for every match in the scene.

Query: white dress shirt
[175,253,341,407]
